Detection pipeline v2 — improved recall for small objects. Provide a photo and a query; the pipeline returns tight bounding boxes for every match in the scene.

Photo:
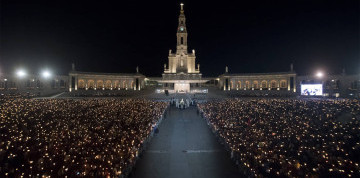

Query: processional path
[131,106,243,178]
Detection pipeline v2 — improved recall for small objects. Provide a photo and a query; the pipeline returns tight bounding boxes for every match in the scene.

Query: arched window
[237,81,241,89]
[78,80,85,89]
[97,80,104,88]
[253,81,259,89]
[261,81,267,88]
[88,80,95,89]
[114,80,119,89]
[123,81,127,89]
[271,80,277,88]
[280,80,287,88]
[245,81,250,89]
[105,80,112,89]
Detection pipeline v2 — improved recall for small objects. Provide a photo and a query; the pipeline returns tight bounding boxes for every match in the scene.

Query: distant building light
[331,79,335,82]
[4,79,7,81]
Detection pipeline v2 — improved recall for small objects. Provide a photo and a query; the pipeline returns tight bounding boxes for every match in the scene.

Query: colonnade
[221,75,297,92]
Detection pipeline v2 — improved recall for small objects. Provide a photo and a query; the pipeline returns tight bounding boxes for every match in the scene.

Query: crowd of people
[0,98,168,177]
[198,99,360,177]
[60,90,151,98]
[226,90,296,98]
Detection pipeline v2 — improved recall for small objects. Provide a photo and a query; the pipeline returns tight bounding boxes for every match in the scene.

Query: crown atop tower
[180,3,184,13]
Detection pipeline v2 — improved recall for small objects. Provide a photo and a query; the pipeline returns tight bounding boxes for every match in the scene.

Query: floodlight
[42,70,51,78]
[316,72,323,78]
[16,69,26,78]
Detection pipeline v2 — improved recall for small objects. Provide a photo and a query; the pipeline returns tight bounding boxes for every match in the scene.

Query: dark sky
[0,0,359,77]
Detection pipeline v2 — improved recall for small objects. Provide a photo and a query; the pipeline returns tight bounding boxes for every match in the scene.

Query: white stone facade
[161,3,206,93]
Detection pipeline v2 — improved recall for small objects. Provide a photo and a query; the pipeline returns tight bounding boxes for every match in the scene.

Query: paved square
[131,106,243,178]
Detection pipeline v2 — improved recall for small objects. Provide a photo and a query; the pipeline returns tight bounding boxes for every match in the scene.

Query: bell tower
[164,3,199,74]
[161,3,205,93]
[176,3,188,55]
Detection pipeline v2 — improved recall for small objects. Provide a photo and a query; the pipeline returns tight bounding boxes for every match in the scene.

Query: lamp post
[316,72,323,78]
[16,69,27,91]
[315,71,326,96]
[41,70,51,79]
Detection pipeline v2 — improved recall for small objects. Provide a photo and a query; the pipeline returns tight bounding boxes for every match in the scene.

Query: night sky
[0,0,358,77]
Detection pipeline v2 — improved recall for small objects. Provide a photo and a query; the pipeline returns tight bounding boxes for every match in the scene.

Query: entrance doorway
[174,83,190,93]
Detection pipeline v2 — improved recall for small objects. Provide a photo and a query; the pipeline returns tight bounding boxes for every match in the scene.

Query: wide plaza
[1,1,359,178]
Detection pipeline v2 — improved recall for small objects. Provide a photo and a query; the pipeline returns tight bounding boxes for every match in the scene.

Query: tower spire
[176,3,188,54]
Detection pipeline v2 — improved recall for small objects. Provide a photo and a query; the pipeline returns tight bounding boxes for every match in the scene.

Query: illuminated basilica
[159,3,205,93]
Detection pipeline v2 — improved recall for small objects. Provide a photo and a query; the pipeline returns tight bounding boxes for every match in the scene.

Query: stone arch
[105,80,112,89]
[253,80,259,89]
[280,80,287,88]
[88,80,95,89]
[230,81,234,89]
[78,79,85,89]
[270,80,277,88]
[131,81,134,89]
[245,81,250,89]
[97,80,104,89]
[261,80,267,88]
[114,80,120,89]
[237,81,241,89]
[123,80,127,89]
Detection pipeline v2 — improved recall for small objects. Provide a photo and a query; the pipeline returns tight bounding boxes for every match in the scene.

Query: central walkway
[131,106,243,178]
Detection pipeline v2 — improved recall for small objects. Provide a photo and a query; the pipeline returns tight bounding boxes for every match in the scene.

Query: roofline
[69,71,145,77]
[219,72,297,77]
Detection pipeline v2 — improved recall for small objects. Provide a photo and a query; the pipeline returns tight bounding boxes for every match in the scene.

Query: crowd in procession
[0,98,168,177]
[171,98,193,109]
[198,99,360,177]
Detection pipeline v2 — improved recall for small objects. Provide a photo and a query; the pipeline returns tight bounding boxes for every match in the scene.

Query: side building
[218,66,297,96]
[68,65,145,92]
[0,73,68,96]
[297,71,360,98]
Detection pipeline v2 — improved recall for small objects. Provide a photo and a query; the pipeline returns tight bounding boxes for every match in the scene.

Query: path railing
[121,102,170,178]
[197,105,252,177]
